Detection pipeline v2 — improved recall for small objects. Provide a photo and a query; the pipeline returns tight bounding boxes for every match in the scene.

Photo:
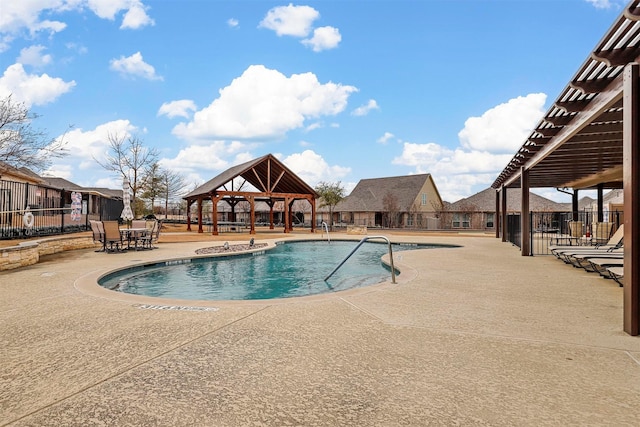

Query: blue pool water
[99,240,451,301]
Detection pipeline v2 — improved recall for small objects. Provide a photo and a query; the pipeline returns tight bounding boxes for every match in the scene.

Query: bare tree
[0,95,69,173]
[160,168,186,219]
[382,191,399,228]
[139,162,166,216]
[95,133,159,217]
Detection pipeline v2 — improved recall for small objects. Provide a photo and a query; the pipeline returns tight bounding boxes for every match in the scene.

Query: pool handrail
[324,236,396,284]
[321,221,330,243]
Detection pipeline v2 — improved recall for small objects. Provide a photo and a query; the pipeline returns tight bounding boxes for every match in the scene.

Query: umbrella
[121,176,134,222]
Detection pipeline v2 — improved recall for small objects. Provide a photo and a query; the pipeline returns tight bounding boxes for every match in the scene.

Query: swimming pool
[99,240,452,301]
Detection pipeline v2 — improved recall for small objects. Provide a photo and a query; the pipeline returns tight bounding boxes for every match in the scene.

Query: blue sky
[0,0,626,203]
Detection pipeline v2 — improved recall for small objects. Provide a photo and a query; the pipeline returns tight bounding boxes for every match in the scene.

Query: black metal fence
[505,210,623,255]
[0,179,123,240]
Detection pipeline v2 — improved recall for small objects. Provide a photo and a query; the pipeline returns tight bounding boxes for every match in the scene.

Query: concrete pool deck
[1,232,639,426]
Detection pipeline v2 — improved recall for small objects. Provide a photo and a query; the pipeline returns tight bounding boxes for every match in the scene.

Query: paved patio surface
[1,232,639,426]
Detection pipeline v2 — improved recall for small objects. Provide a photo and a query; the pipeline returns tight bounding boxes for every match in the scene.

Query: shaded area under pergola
[183,154,319,235]
[491,1,640,336]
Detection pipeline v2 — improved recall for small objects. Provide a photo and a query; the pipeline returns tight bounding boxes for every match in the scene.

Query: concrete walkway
[1,233,639,426]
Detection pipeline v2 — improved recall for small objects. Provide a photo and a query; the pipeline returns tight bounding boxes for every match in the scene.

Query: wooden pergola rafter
[183,154,319,235]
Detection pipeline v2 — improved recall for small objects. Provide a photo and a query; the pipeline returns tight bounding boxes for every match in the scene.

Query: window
[452,213,470,228]
[421,193,427,206]
[486,213,494,228]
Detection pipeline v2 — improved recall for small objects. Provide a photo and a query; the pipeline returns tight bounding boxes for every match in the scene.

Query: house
[334,173,443,229]
[445,188,568,231]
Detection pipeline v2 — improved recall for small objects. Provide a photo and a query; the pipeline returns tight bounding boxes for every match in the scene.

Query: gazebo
[183,154,319,235]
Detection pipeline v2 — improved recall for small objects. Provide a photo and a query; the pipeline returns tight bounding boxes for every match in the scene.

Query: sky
[0,0,627,203]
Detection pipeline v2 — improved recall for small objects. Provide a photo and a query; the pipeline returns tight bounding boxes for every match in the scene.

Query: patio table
[120,227,148,251]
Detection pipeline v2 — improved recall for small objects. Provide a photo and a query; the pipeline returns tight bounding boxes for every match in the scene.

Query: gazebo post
[310,197,316,233]
[186,200,193,231]
[197,198,203,233]
[211,195,220,235]
[249,196,256,234]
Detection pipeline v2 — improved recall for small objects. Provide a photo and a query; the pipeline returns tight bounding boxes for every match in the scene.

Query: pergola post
[521,167,530,256]
[597,183,604,223]
[623,62,640,336]
[501,186,507,242]
[495,190,500,238]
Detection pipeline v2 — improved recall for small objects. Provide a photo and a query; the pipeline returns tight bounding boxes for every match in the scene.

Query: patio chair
[89,220,105,252]
[141,219,161,249]
[102,220,125,253]
[131,219,146,228]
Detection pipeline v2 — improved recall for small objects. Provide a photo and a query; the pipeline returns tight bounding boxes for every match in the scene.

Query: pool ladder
[324,236,396,284]
[321,221,330,243]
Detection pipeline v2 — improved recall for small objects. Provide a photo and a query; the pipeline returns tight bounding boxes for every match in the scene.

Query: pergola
[491,1,640,335]
[183,154,319,235]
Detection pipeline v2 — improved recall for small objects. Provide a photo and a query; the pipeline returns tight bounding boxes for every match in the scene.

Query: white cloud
[259,4,319,37]
[279,150,351,187]
[158,100,197,119]
[228,18,239,28]
[0,1,153,52]
[44,119,137,182]
[120,2,155,29]
[109,51,163,81]
[392,93,547,202]
[172,65,357,141]
[17,45,53,68]
[377,132,394,145]
[302,26,341,51]
[458,93,546,153]
[584,0,614,8]
[0,63,76,106]
[352,99,379,116]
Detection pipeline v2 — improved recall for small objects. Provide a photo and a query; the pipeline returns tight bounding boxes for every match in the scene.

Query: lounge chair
[565,249,623,269]
[584,257,624,275]
[549,225,624,259]
[606,266,624,286]
[102,220,125,252]
[551,225,624,261]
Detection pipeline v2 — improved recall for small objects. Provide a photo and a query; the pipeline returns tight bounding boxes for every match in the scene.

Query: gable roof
[449,187,567,212]
[0,162,45,183]
[336,174,439,212]
[183,154,318,200]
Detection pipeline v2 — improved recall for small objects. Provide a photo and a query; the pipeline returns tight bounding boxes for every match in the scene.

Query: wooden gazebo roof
[183,154,318,235]
[184,153,318,201]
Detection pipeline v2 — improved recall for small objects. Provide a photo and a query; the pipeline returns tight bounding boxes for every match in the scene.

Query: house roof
[336,174,440,212]
[448,187,567,212]
[183,154,318,200]
[0,162,45,183]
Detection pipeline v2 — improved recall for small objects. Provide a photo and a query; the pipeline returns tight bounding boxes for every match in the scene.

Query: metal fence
[505,210,623,255]
[0,179,123,240]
